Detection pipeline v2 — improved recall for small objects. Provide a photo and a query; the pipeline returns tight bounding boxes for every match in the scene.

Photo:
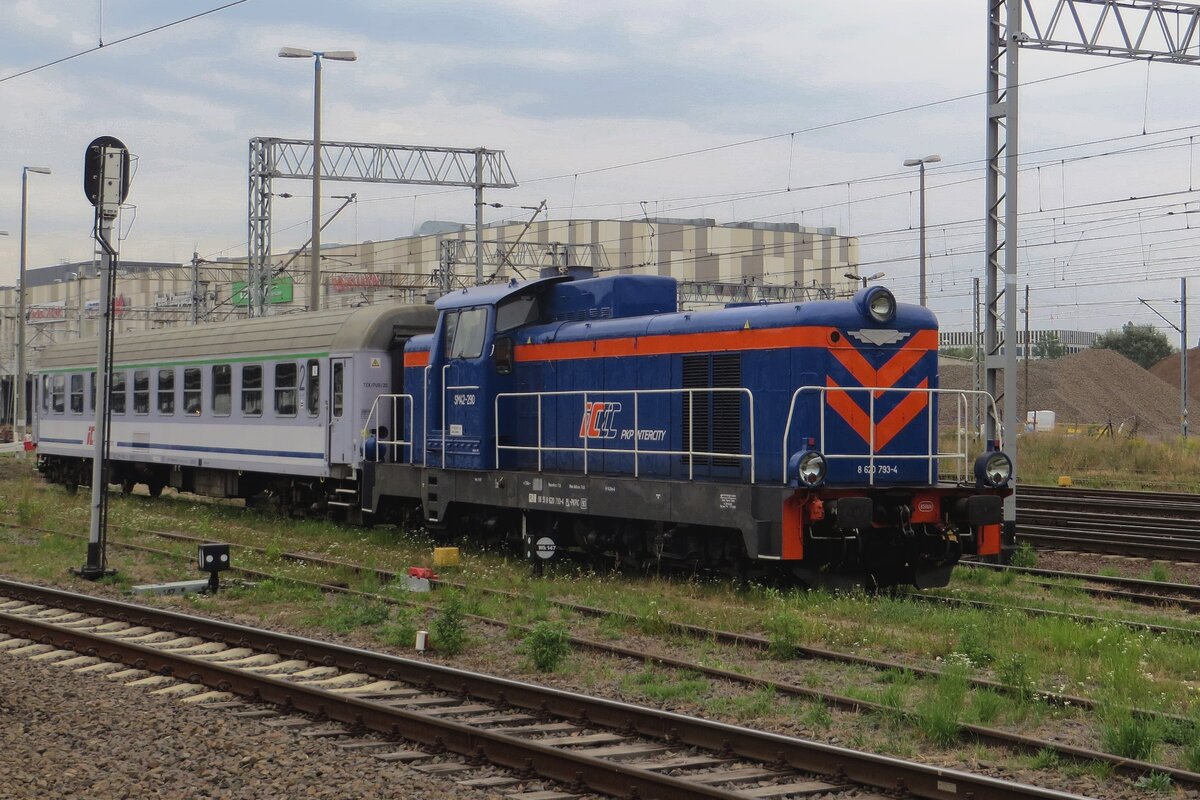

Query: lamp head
[321,50,358,61]
[278,47,314,58]
[25,166,51,175]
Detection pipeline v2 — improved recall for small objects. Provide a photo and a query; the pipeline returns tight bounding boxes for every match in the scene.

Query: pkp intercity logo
[579,401,623,439]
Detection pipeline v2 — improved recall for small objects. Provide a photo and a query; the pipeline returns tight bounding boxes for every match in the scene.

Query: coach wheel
[147,480,165,498]
[120,478,135,495]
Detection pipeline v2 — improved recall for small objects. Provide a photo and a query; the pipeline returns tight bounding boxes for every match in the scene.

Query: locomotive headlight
[866,288,896,323]
[789,450,828,487]
[974,450,1013,488]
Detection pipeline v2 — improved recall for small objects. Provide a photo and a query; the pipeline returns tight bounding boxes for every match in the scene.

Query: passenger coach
[35,304,435,512]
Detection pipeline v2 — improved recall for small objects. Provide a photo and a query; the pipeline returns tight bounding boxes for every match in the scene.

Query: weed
[956,622,994,666]
[764,610,805,659]
[521,621,572,672]
[597,613,628,640]
[1133,772,1173,793]
[625,667,709,703]
[997,654,1036,703]
[876,683,907,729]
[306,596,388,633]
[1029,748,1060,770]
[378,606,420,649]
[917,666,967,748]
[1147,563,1170,583]
[1185,742,1200,773]
[1100,709,1160,761]
[969,689,1005,725]
[1009,542,1038,568]
[803,701,833,730]
[432,592,468,656]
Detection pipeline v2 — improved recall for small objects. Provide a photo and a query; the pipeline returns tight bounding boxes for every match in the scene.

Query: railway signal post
[76,136,130,581]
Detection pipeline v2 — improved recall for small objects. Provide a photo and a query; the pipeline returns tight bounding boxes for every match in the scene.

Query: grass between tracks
[1016,432,1200,491]
[3,456,1200,790]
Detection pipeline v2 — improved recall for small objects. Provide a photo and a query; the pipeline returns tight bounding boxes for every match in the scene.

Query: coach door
[328,358,354,464]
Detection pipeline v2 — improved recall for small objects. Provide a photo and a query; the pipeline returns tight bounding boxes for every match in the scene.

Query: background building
[0,218,859,426]
[939,328,1098,359]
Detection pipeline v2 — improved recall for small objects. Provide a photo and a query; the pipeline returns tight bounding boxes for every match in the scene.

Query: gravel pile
[0,644,494,800]
[940,348,1185,435]
[1150,347,1200,399]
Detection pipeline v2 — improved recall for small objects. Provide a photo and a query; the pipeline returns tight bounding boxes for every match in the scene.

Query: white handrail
[494,387,755,482]
[780,385,1001,485]
[362,393,415,463]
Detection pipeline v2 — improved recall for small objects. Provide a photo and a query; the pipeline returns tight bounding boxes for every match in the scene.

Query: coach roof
[37,303,438,370]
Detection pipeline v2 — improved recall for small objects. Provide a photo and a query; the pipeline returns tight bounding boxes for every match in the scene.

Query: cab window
[496,294,539,331]
[445,307,487,359]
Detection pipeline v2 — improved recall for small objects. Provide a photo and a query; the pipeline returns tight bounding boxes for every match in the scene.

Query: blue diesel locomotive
[35,268,1011,589]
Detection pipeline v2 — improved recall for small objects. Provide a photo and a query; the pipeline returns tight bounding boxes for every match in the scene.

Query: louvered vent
[680,353,742,468]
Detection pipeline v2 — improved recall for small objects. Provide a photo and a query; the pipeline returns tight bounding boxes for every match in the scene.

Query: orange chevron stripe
[825,377,873,445]
[830,329,938,393]
[878,330,938,386]
[874,378,930,450]
[825,377,931,451]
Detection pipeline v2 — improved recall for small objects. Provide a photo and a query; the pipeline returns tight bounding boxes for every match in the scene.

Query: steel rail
[0,579,1095,800]
[10,520,1193,729]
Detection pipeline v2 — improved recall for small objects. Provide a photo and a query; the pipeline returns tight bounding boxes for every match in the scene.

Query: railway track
[6,519,1200,786]
[1017,486,1200,561]
[0,579,1092,800]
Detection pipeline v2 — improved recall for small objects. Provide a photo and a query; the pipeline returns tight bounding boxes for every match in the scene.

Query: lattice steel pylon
[247,138,517,316]
[985,0,1200,554]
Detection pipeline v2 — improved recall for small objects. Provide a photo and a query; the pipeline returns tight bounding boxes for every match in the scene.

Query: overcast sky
[5,0,1200,337]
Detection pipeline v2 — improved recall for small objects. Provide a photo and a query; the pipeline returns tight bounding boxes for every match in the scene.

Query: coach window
[447,307,487,359]
[89,372,96,411]
[332,362,344,417]
[41,376,50,412]
[110,372,126,415]
[305,359,320,417]
[275,362,298,417]
[157,369,175,415]
[183,367,202,415]
[133,370,150,414]
[212,364,231,416]
[52,375,65,413]
[68,374,83,413]
[242,365,262,417]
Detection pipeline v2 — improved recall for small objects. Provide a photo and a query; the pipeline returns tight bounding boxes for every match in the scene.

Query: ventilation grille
[681,353,742,469]
[551,306,614,322]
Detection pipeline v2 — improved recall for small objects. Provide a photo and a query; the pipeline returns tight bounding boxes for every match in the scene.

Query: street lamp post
[903,154,941,307]
[844,271,885,288]
[279,47,357,313]
[16,166,51,444]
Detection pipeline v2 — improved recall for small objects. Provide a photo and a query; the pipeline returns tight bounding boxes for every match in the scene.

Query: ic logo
[579,401,622,439]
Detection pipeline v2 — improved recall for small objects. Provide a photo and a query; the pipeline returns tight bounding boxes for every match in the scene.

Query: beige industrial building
[0,217,859,425]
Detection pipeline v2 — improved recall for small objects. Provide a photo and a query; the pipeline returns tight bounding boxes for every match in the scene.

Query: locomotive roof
[37,303,438,371]
[518,295,938,344]
[434,275,568,310]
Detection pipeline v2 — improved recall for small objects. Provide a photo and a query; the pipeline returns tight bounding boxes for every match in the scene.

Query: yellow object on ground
[433,547,460,567]
[1057,475,1073,487]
